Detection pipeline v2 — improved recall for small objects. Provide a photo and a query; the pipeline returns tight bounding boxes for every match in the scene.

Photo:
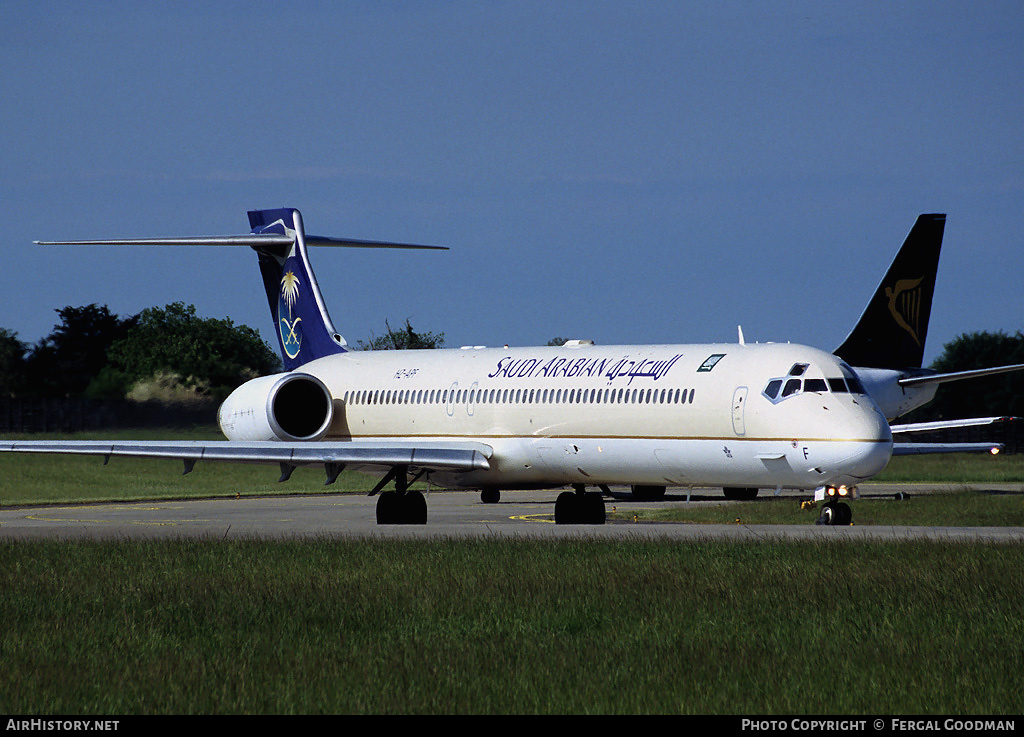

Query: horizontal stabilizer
[893,442,1003,455]
[36,235,447,250]
[35,235,293,247]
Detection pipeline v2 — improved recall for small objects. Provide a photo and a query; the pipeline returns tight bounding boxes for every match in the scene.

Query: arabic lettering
[487,353,682,385]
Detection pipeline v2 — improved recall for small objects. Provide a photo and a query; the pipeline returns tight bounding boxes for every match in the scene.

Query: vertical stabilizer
[248,208,347,370]
[834,214,946,370]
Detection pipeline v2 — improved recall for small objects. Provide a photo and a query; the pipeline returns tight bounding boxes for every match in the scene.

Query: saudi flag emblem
[279,269,303,359]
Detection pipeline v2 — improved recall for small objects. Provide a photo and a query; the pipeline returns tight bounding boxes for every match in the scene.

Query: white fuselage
[259,341,893,491]
[853,367,940,420]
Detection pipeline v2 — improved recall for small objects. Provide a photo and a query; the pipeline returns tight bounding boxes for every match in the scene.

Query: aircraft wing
[889,416,1017,434]
[890,415,1014,456]
[0,439,492,484]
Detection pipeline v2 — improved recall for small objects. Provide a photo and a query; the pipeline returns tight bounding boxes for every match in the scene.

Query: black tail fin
[834,214,946,369]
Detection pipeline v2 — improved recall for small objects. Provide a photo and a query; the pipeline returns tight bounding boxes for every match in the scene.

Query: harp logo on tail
[885,276,924,346]
[279,267,303,359]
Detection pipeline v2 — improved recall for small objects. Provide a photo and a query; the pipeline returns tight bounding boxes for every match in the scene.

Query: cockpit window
[763,367,849,404]
[804,378,827,393]
[782,378,802,397]
[846,376,866,394]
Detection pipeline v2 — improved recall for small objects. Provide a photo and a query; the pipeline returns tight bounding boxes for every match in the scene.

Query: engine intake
[218,373,333,441]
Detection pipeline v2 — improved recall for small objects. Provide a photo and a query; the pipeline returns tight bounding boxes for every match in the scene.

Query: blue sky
[3,1,1022,365]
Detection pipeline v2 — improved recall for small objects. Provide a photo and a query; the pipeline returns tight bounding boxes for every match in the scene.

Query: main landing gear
[554,484,607,525]
[373,465,428,525]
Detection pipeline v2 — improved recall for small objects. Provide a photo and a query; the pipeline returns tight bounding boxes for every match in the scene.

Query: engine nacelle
[218,372,333,441]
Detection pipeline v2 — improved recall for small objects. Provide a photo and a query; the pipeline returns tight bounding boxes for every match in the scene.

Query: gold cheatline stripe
[323,433,890,444]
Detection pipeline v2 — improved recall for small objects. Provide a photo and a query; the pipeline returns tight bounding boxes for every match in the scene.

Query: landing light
[991,447,1001,455]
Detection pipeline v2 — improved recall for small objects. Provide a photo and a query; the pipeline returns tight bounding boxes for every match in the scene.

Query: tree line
[0,303,281,402]
[907,329,1024,422]
[1,303,1019,421]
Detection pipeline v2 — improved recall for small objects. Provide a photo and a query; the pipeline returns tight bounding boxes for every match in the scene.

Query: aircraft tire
[554,491,578,524]
[376,491,398,524]
[404,490,428,525]
[376,490,427,524]
[583,492,606,524]
[818,503,836,525]
[554,491,605,524]
[817,501,852,526]
[481,486,500,504]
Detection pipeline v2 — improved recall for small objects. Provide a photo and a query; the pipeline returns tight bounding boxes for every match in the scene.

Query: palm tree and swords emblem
[279,267,303,359]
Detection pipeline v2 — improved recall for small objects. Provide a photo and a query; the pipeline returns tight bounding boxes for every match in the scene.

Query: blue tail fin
[248,208,347,370]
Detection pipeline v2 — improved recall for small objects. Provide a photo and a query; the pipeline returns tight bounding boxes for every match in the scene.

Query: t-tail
[834,213,946,370]
[248,208,348,370]
[36,207,448,371]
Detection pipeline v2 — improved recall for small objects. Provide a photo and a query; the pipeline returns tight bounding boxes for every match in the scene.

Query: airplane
[0,208,1008,527]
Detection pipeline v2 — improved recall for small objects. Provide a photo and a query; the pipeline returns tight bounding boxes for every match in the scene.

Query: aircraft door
[731,386,748,436]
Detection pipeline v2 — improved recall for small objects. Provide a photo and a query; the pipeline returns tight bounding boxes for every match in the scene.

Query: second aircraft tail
[834,213,946,370]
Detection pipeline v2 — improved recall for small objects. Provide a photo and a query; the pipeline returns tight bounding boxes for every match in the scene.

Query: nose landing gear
[817,501,852,526]
[815,485,856,526]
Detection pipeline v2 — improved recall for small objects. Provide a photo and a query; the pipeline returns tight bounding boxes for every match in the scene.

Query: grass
[874,452,1024,484]
[0,427,384,505]
[1,538,1022,714]
[2,430,1023,714]
[629,489,1024,526]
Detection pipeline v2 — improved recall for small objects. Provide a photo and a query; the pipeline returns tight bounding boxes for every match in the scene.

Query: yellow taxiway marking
[509,513,555,523]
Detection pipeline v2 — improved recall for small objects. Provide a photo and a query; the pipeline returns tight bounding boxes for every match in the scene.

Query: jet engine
[218,372,333,442]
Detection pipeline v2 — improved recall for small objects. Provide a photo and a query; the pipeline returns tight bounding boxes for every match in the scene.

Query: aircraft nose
[840,402,893,480]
